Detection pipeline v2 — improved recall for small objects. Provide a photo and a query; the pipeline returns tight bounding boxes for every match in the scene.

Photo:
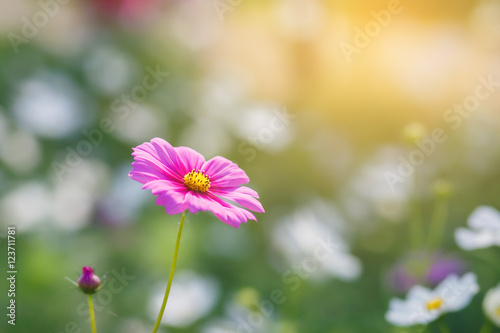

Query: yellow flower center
[184,169,210,193]
[426,298,444,311]
[496,306,500,317]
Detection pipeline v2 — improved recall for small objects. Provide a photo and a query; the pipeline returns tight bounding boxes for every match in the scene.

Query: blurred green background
[1,0,500,332]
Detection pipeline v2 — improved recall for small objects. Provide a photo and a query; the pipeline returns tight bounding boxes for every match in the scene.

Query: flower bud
[77,266,101,294]
[432,179,453,199]
[234,287,260,311]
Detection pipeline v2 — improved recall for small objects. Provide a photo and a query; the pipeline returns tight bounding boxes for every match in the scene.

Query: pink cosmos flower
[129,138,264,228]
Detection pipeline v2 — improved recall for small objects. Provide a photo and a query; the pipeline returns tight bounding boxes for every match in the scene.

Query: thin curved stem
[151,210,187,333]
[88,294,97,333]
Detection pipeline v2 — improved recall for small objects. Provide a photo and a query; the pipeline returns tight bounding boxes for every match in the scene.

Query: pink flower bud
[77,267,101,294]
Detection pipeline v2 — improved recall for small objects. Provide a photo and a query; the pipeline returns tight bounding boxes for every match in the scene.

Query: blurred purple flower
[427,256,466,286]
[387,252,465,294]
[129,138,264,228]
[390,264,419,294]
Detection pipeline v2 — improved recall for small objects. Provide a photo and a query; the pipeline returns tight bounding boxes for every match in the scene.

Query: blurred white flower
[51,159,109,230]
[483,284,500,327]
[230,105,294,154]
[13,72,89,138]
[84,45,137,95]
[183,75,248,158]
[0,130,42,173]
[179,119,232,158]
[272,199,362,281]
[386,273,479,327]
[113,104,166,144]
[455,206,500,250]
[341,146,412,225]
[97,164,149,225]
[198,75,247,119]
[0,159,109,232]
[148,271,219,328]
[0,181,51,231]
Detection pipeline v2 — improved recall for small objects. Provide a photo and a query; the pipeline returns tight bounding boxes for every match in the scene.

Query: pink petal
[129,161,176,184]
[156,192,187,215]
[142,179,184,195]
[150,138,188,178]
[155,188,189,215]
[141,179,189,214]
[184,191,220,214]
[235,186,260,199]
[211,187,265,213]
[184,191,257,228]
[205,193,257,227]
[131,141,183,182]
[132,140,157,158]
[149,138,206,178]
[175,146,205,172]
[202,156,249,189]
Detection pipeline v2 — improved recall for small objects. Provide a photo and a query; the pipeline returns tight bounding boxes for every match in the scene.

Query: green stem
[88,294,97,333]
[479,320,493,333]
[151,211,187,333]
[410,170,424,249]
[428,197,449,250]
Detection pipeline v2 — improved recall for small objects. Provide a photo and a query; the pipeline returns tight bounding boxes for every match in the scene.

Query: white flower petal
[406,285,433,303]
[455,227,498,250]
[468,206,500,230]
[436,273,479,312]
[483,284,500,327]
[272,200,362,281]
[386,297,438,326]
[386,273,478,327]
[322,251,362,281]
